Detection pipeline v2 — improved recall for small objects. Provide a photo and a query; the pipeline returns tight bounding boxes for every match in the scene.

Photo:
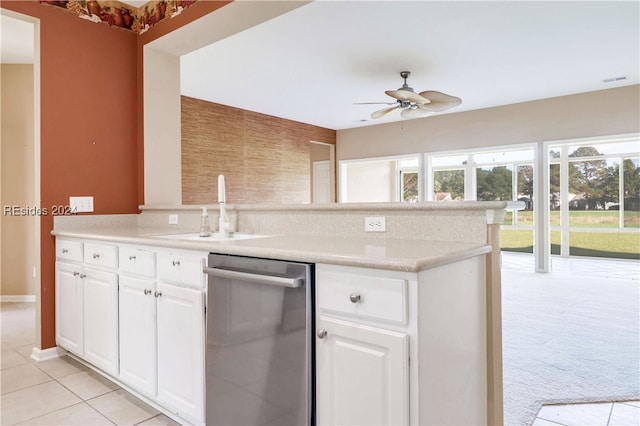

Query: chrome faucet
[218,175,230,238]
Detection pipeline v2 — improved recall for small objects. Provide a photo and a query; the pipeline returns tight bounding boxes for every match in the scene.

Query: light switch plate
[69,196,94,213]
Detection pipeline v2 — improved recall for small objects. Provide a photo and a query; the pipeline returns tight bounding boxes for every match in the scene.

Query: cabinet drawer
[157,253,204,288]
[83,243,118,269]
[318,270,407,325]
[56,239,83,262]
[119,247,155,277]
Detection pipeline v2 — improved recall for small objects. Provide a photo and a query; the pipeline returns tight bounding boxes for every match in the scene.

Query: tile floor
[1,302,178,425]
[532,401,640,426]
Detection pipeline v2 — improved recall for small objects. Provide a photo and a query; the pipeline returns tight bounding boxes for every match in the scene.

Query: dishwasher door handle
[203,267,303,288]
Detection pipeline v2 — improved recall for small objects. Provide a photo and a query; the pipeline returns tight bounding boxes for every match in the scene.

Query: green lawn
[503,210,640,228]
[501,228,640,260]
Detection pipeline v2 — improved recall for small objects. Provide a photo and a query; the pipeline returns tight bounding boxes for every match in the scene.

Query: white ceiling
[178,0,639,130]
[2,1,638,131]
[1,13,34,64]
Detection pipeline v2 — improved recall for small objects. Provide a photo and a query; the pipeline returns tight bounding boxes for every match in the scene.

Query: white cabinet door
[55,261,84,356]
[119,275,157,396]
[83,267,119,375]
[316,316,409,426]
[156,281,205,424]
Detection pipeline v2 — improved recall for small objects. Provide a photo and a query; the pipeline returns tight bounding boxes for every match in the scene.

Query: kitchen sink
[148,232,269,242]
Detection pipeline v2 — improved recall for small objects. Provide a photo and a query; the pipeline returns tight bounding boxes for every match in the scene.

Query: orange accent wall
[3,0,233,350]
[2,1,138,349]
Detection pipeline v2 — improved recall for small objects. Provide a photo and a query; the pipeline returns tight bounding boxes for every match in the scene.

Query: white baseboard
[31,346,67,362]
[0,295,36,302]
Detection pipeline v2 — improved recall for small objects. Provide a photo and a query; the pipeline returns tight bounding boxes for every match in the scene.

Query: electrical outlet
[69,196,94,213]
[364,216,386,232]
[168,214,178,225]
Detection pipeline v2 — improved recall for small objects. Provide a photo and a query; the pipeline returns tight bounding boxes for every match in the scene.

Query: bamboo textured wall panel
[181,96,336,204]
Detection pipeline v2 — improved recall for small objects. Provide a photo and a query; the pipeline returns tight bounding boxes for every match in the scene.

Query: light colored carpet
[502,263,640,426]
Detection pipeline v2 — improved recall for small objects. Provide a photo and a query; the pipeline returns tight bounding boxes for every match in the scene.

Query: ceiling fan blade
[400,107,435,119]
[385,89,430,105]
[418,91,462,112]
[371,105,400,119]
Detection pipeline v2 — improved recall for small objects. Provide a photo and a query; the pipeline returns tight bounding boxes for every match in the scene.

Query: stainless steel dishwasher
[204,253,315,426]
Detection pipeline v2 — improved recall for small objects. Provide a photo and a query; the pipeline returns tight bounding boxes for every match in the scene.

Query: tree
[549,163,560,209]
[568,146,608,210]
[517,165,534,198]
[476,166,513,201]
[402,172,418,202]
[434,169,464,200]
[623,158,640,210]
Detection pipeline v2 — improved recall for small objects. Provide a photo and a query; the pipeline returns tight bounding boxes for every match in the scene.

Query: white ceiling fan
[358,71,462,119]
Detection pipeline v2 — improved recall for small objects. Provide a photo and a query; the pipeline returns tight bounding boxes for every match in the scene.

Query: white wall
[143,47,182,205]
[337,86,640,160]
[342,159,397,202]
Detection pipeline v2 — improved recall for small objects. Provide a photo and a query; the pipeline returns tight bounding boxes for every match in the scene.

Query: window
[428,146,535,253]
[433,169,465,201]
[340,156,420,203]
[548,137,640,259]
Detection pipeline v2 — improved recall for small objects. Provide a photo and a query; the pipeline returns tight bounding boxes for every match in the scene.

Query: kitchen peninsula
[52,201,506,425]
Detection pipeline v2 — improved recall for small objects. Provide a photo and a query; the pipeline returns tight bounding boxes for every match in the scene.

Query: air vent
[602,76,628,83]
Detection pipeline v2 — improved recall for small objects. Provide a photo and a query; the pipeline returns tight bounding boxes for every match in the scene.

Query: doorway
[310,141,335,203]
[0,8,41,350]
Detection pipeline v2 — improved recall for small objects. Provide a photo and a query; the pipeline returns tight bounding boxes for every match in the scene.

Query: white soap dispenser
[199,207,211,237]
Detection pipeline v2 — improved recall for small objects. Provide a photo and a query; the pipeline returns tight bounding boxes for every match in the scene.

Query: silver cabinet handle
[62,248,69,254]
[79,274,86,279]
[317,329,328,339]
[203,267,303,288]
[349,292,361,304]
[144,289,152,295]
[154,291,162,298]
[73,271,80,277]
[129,255,136,261]
[92,253,100,259]
[172,260,180,266]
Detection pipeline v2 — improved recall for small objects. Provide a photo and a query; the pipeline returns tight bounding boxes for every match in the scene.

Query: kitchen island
[52,201,506,425]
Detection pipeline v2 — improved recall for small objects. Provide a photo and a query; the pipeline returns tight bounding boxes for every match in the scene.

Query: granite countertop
[52,227,492,273]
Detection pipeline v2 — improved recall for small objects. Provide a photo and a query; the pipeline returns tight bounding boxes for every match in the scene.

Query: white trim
[338,152,421,165]
[0,295,36,302]
[543,132,639,147]
[426,141,536,159]
[536,141,550,272]
[30,346,67,362]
